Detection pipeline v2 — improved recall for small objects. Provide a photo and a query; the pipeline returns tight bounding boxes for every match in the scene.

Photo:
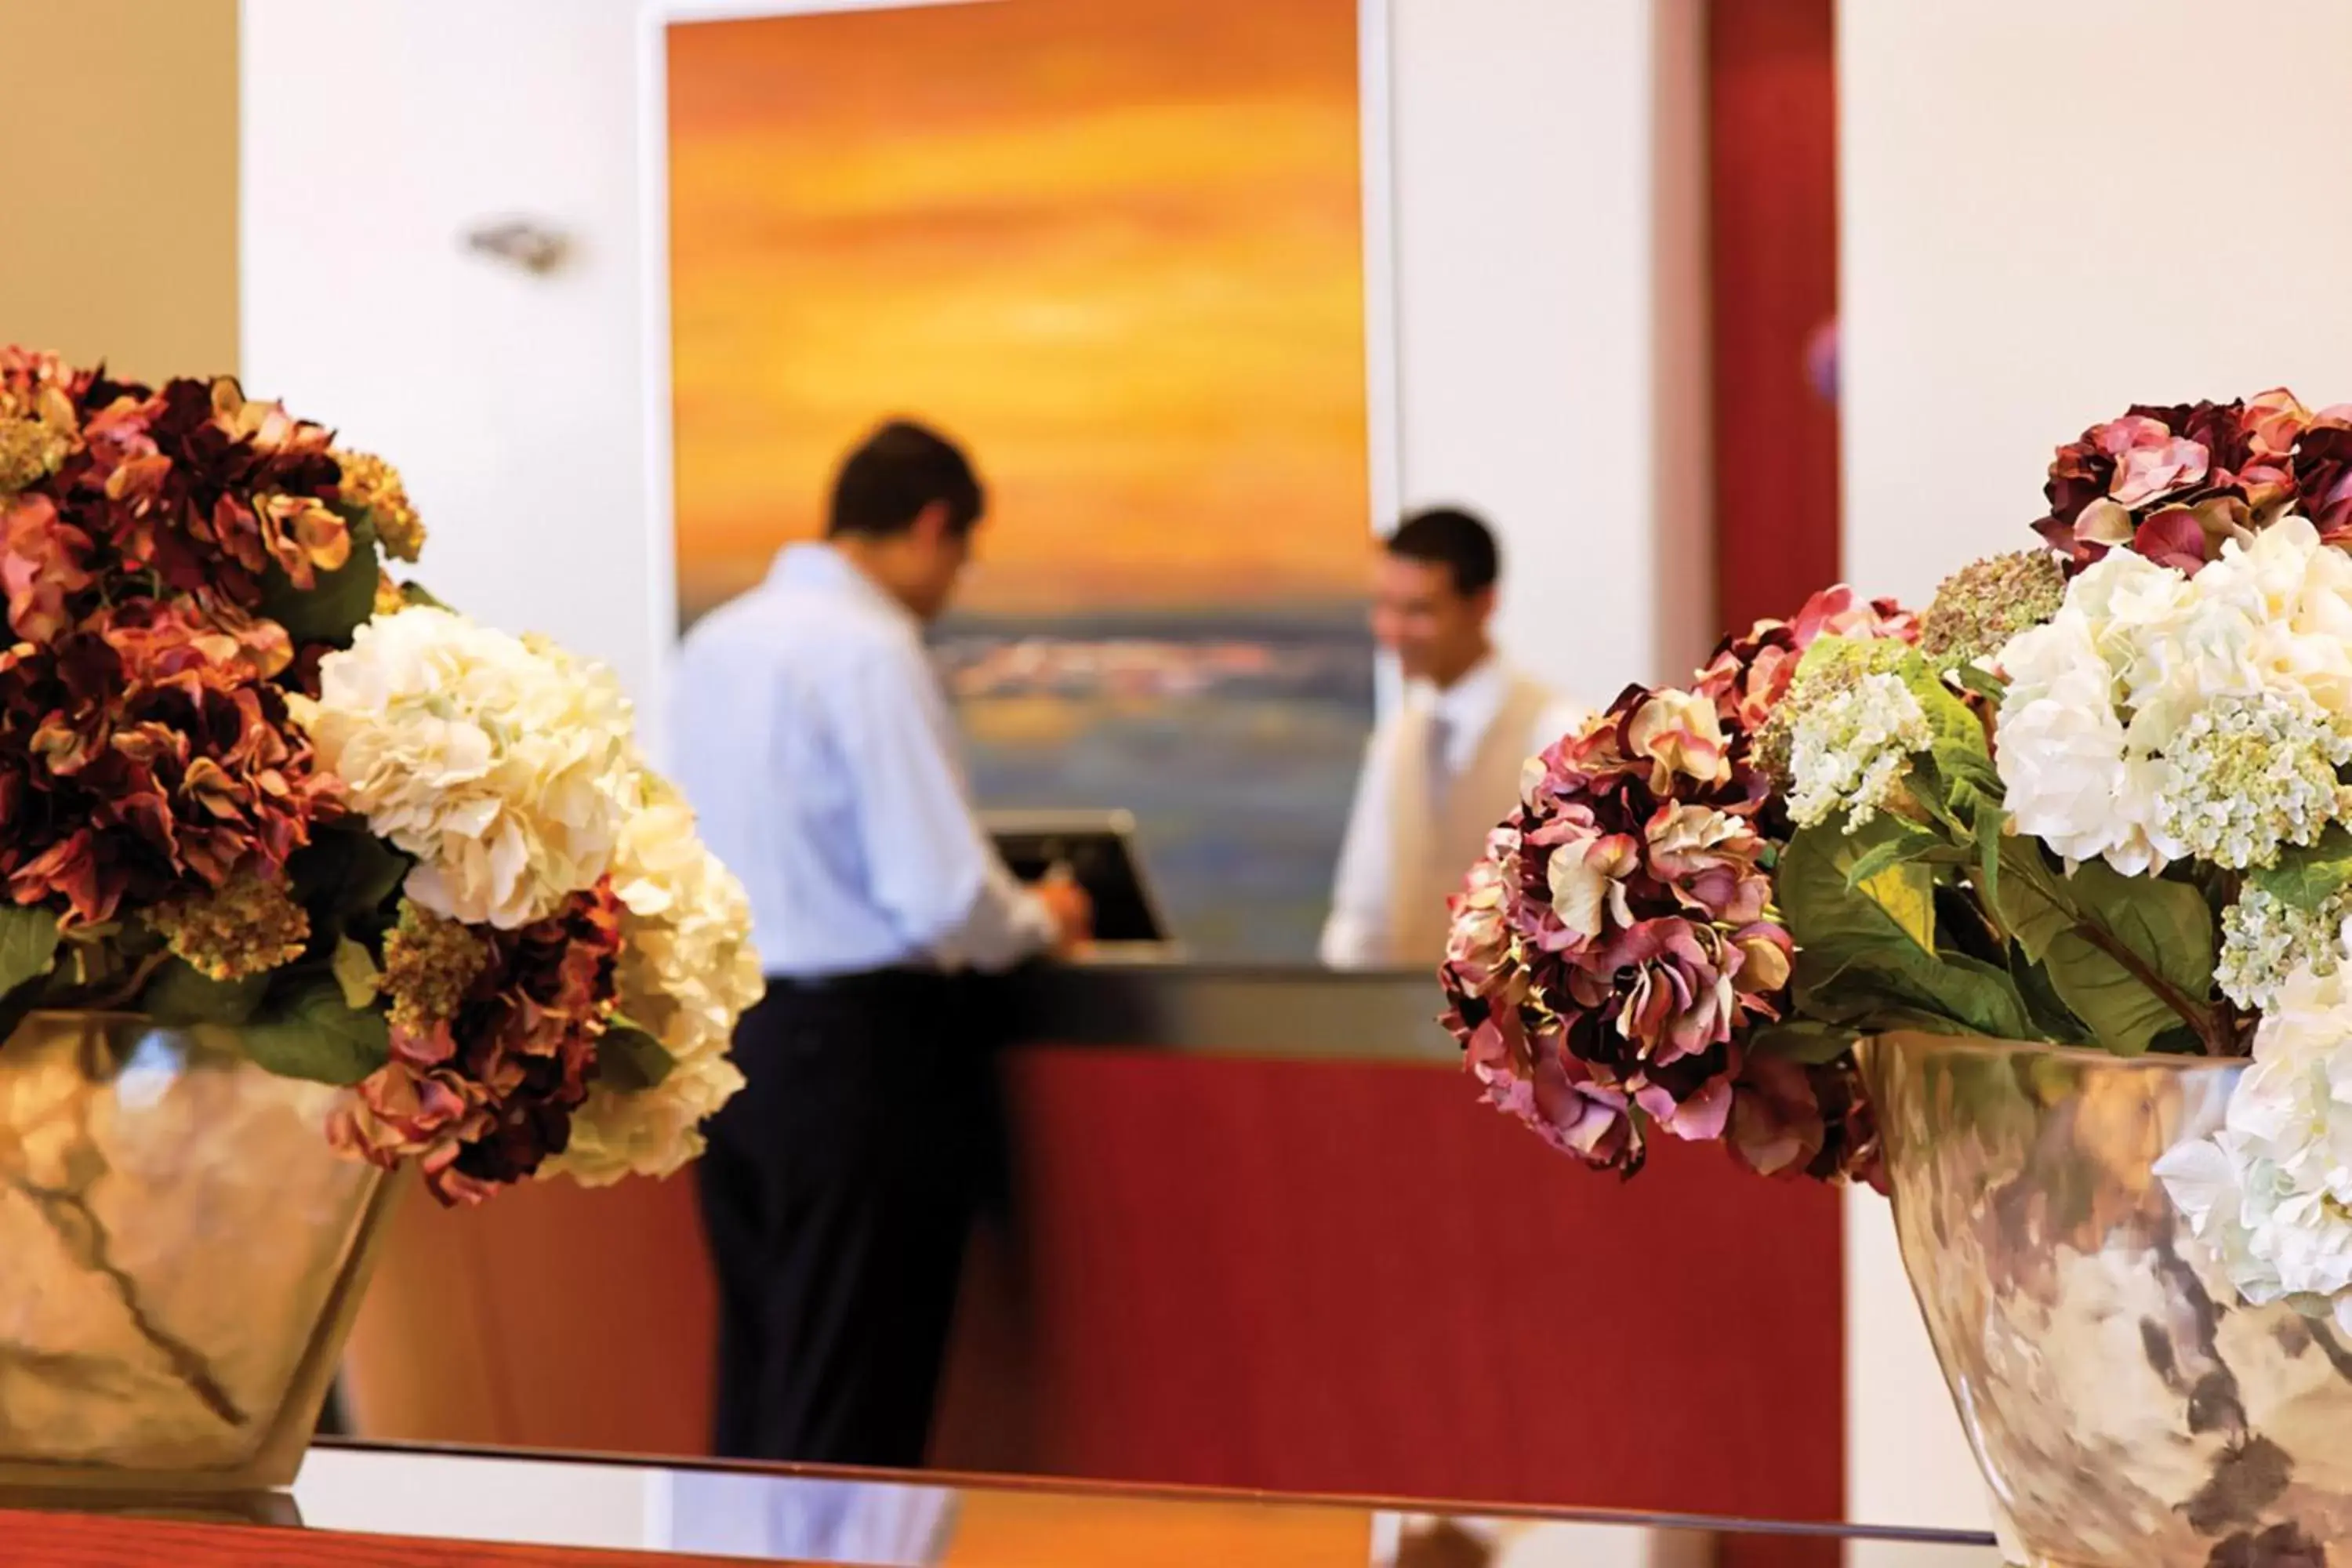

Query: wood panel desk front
[339,967,1843,1525]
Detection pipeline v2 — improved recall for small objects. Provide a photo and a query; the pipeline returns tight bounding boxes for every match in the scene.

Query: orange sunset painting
[665,0,1377,958]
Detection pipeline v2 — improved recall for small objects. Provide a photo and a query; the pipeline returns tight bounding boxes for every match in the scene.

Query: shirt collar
[767,541,918,630]
[1413,653,1508,733]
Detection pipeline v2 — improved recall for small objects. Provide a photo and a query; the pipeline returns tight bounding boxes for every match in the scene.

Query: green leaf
[597,1022,674,1091]
[397,579,450,612]
[2009,951,2086,1044]
[1747,1018,1860,1065]
[331,937,382,1010]
[1895,658,1987,760]
[141,960,270,1025]
[0,906,62,1002]
[1857,855,1939,954]
[257,509,381,648]
[1843,1000,2000,1037]
[1842,821,1943,893]
[1973,800,2006,913]
[1986,843,2215,1056]
[239,978,391,1086]
[290,828,412,924]
[2249,824,2352,912]
[1951,662,2009,706]
[1780,823,2035,1040]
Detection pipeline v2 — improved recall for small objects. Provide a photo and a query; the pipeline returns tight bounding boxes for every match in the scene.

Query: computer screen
[985,811,1171,949]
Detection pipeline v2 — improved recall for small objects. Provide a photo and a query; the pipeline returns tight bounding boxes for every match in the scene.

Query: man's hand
[1032,872,1094,958]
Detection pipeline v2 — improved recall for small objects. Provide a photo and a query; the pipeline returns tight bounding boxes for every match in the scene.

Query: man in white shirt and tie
[1320,509,1584,970]
[671,420,1089,1468]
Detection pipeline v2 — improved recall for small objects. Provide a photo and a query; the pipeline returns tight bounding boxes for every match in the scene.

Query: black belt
[768,965,948,998]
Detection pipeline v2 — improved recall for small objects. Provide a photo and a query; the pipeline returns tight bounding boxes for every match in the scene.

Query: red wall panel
[1709,0,1842,634]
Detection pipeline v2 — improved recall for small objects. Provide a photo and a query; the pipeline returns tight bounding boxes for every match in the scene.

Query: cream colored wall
[0,0,238,379]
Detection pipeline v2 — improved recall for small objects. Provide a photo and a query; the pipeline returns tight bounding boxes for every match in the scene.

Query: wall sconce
[462,219,573,276]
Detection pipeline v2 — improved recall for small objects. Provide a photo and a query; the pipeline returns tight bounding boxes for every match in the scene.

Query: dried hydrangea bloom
[333,448,425,563]
[148,872,311,982]
[1915,550,2066,672]
[380,900,491,1037]
[0,416,71,495]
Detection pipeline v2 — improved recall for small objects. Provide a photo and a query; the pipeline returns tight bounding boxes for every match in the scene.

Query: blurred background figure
[1320,509,1585,969]
[670,420,1091,1467]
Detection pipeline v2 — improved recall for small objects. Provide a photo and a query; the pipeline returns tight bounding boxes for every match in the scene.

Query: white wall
[1390,0,1709,705]
[241,0,662,705]
[241,0,1711,732]
[1838,0,2352,1537]
[1842,0,2352,608]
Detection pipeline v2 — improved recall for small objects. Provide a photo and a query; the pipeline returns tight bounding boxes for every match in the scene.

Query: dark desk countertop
[1004,959,1456,1062]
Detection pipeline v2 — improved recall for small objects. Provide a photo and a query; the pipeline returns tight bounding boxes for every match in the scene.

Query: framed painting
[644,0,1396,960]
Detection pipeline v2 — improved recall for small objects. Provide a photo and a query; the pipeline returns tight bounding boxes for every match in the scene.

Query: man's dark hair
[1385,506,1499,597]
[826,419,986,539]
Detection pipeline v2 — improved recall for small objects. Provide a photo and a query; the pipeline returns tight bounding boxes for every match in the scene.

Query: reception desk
[341,964,1844,1533]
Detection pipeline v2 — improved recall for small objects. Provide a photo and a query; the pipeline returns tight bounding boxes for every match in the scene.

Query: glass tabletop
[5,1439,2003,1565]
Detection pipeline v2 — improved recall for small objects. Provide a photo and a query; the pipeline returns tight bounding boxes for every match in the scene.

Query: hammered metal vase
[0,1012,395,1494]
[1860,1032,2352,1566]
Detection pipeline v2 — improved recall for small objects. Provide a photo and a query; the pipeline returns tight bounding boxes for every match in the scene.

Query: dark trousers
[696,970,1003,1467]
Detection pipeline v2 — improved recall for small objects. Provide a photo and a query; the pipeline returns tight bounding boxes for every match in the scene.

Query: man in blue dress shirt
[672,420,1090,1467]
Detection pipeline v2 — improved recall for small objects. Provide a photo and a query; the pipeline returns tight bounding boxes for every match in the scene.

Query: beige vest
[1381,674,1555,967]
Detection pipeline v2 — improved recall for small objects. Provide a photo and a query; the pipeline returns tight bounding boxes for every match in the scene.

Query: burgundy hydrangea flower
[1440,586,1912,1185]
[2032,390,2352,575]
[332,880,625,1205]
[0,354,360,931]
[1728,1054,1882,1190]
[69,374,351,606]
[0,594,335,924]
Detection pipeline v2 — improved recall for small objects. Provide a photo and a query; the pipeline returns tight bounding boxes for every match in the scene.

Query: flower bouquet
[0,347,757,1489]
[1443,390,2352,1564]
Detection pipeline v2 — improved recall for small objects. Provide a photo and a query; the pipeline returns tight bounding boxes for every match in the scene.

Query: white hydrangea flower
[546,778,761,1186]
[2217,887,2352,1012]
[1784,670,1932,831]
[2151,691,2352,869]
[1994,606,2167,873]
[296,606,638,928]
[1994,518,2352,875]
[2156,957,2352,1333]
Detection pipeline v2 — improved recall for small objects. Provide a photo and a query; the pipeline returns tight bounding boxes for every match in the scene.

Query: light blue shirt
[670,543,1054,978]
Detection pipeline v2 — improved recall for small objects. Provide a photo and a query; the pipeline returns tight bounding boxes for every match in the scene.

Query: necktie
[1427,713,1455,808]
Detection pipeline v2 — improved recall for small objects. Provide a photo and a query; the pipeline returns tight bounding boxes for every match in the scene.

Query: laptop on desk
[984,809,1180,961]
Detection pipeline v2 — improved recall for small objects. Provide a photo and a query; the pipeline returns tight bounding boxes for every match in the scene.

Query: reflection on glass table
[241,1441,2005,1565]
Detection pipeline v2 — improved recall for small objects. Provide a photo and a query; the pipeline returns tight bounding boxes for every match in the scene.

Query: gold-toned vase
[1860,1033,2352,1566]
[0,1012,394,1494]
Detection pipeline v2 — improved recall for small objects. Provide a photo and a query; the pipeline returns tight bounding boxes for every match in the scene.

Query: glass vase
[1859,1032,2352,1566]
[0,1011,394,1493]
